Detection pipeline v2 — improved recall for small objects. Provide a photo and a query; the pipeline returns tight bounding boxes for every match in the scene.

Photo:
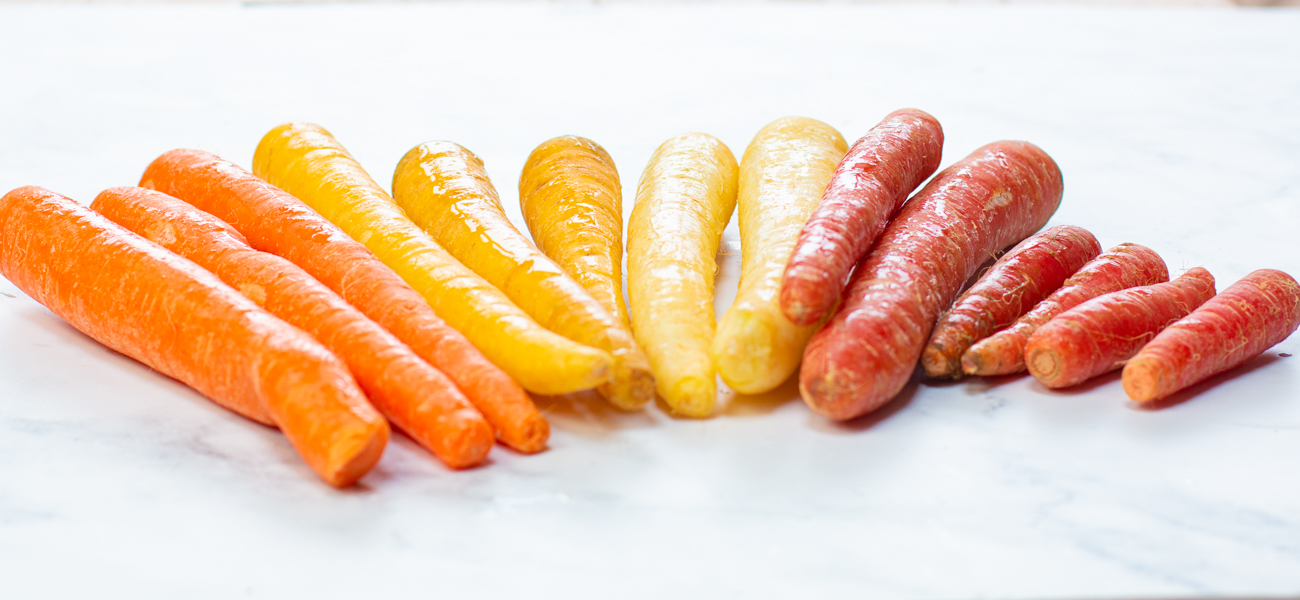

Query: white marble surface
[1,4,1299,598]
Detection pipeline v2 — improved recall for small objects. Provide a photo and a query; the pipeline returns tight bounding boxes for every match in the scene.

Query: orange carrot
[1025,267,1216,389]
[0,186,388,487]
[92,186,493,469]
[921,225,1101,378]
[961,243,1169,377]
[1123,269,1300,402]
[139,149,547,453]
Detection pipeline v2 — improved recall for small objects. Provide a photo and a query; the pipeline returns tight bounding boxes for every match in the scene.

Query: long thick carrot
[253,123,611,397]
[519,136,630,327]
[800,141,1064,421]
[92,186,494,469]
[0,186,388,487]
[713,116,847,395]
[140,149,548,454]
[1123,269,1300,402]
[921,225,1101,378]
[961,243,1169,377]
[1026,267,1216,389]
[393,141,653,411]
[780,109,944,327]
[626,133,740,417]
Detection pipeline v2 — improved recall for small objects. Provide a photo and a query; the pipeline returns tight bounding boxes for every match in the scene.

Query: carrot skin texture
[519,136,630,328]
[1025,267,1216,389]
[140,149,547,454]
[921,224,1101,378]
[253,123,611,398]
[962,243,1169,377]
[1123,269,1300,402]
[713,117,848,395]
[92,187,494,469]
[781,109,944,327]
[627,133,739,417]
[799,141,1064,421]
[0,186,388,487]
[393,141,654,411]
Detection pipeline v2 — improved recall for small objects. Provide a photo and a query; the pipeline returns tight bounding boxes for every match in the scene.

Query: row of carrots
[2,111,1297,487]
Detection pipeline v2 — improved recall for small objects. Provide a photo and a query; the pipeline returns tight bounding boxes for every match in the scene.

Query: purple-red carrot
[1123,269,1300,402]
[800,140,1064,421]
[780,108,944,327]
[921,224,1101,378]
[961,243,1169,377]
[1025,267,1216,389]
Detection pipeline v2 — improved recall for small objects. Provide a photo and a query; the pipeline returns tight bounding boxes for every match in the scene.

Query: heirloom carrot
[781,109,944,326]
[519,135,630,327]
[627,133,740,416]
[93,187,494,469]
[254,123,611,397]
[394,141,653,411]
[921,225,1101,378]
[1025,267,1216,389]
[800,141,1064,421]
[962,243,1169,377]
[140,149,547,454]
[713,116,847,395]
[0,186,388,487]
[1123,269,1300,402]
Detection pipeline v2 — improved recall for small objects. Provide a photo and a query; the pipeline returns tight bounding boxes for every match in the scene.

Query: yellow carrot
[519,136,629,327]
[253,122,611,396]
[712,117,847,395]
[393,141,653,410]
[627,133,739,416]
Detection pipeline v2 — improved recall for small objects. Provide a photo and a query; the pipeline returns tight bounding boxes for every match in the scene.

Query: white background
[1,4,1298,598]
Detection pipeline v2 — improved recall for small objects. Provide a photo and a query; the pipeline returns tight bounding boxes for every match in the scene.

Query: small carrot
[1123,269,1300,402]
[780,108,944,327]
[800,141,1064,421]
[713,116,847,395]
[921,225,1101,378]
[139,149,548,454]
[961,243,1169,377]
[0,186,388,487]
[1025,267,1216,389]
[92,186,493,469]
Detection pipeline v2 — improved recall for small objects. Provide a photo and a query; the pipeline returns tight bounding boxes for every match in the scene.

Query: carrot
[713,116,848,395]
[1025,267,1216,389]
[800,141,1064,421]
[140,149,548,454]
[1123,269,1300,402]
[626,133,740,417]
[0,186,388,487]
[393,141,654,411]
[780,108,944,327]
[961,243,1169,377]
[921,225,1101,378]
[253,123,611,397]
[519,135,630,327]
[92,186,494,469]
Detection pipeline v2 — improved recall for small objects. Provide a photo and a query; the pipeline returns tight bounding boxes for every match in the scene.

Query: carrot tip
[1122,358,1161,402]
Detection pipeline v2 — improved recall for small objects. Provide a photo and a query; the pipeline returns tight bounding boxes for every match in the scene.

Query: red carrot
[139,149,547,453]
[1025,267,1216,389]
[92,186,494,469]
[961,243,1169,377]
[799,141,1064,421]
[921,224,1100,378]
[0,186,388,487]
[1123,269,1300,402]
[780,109,944,326]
